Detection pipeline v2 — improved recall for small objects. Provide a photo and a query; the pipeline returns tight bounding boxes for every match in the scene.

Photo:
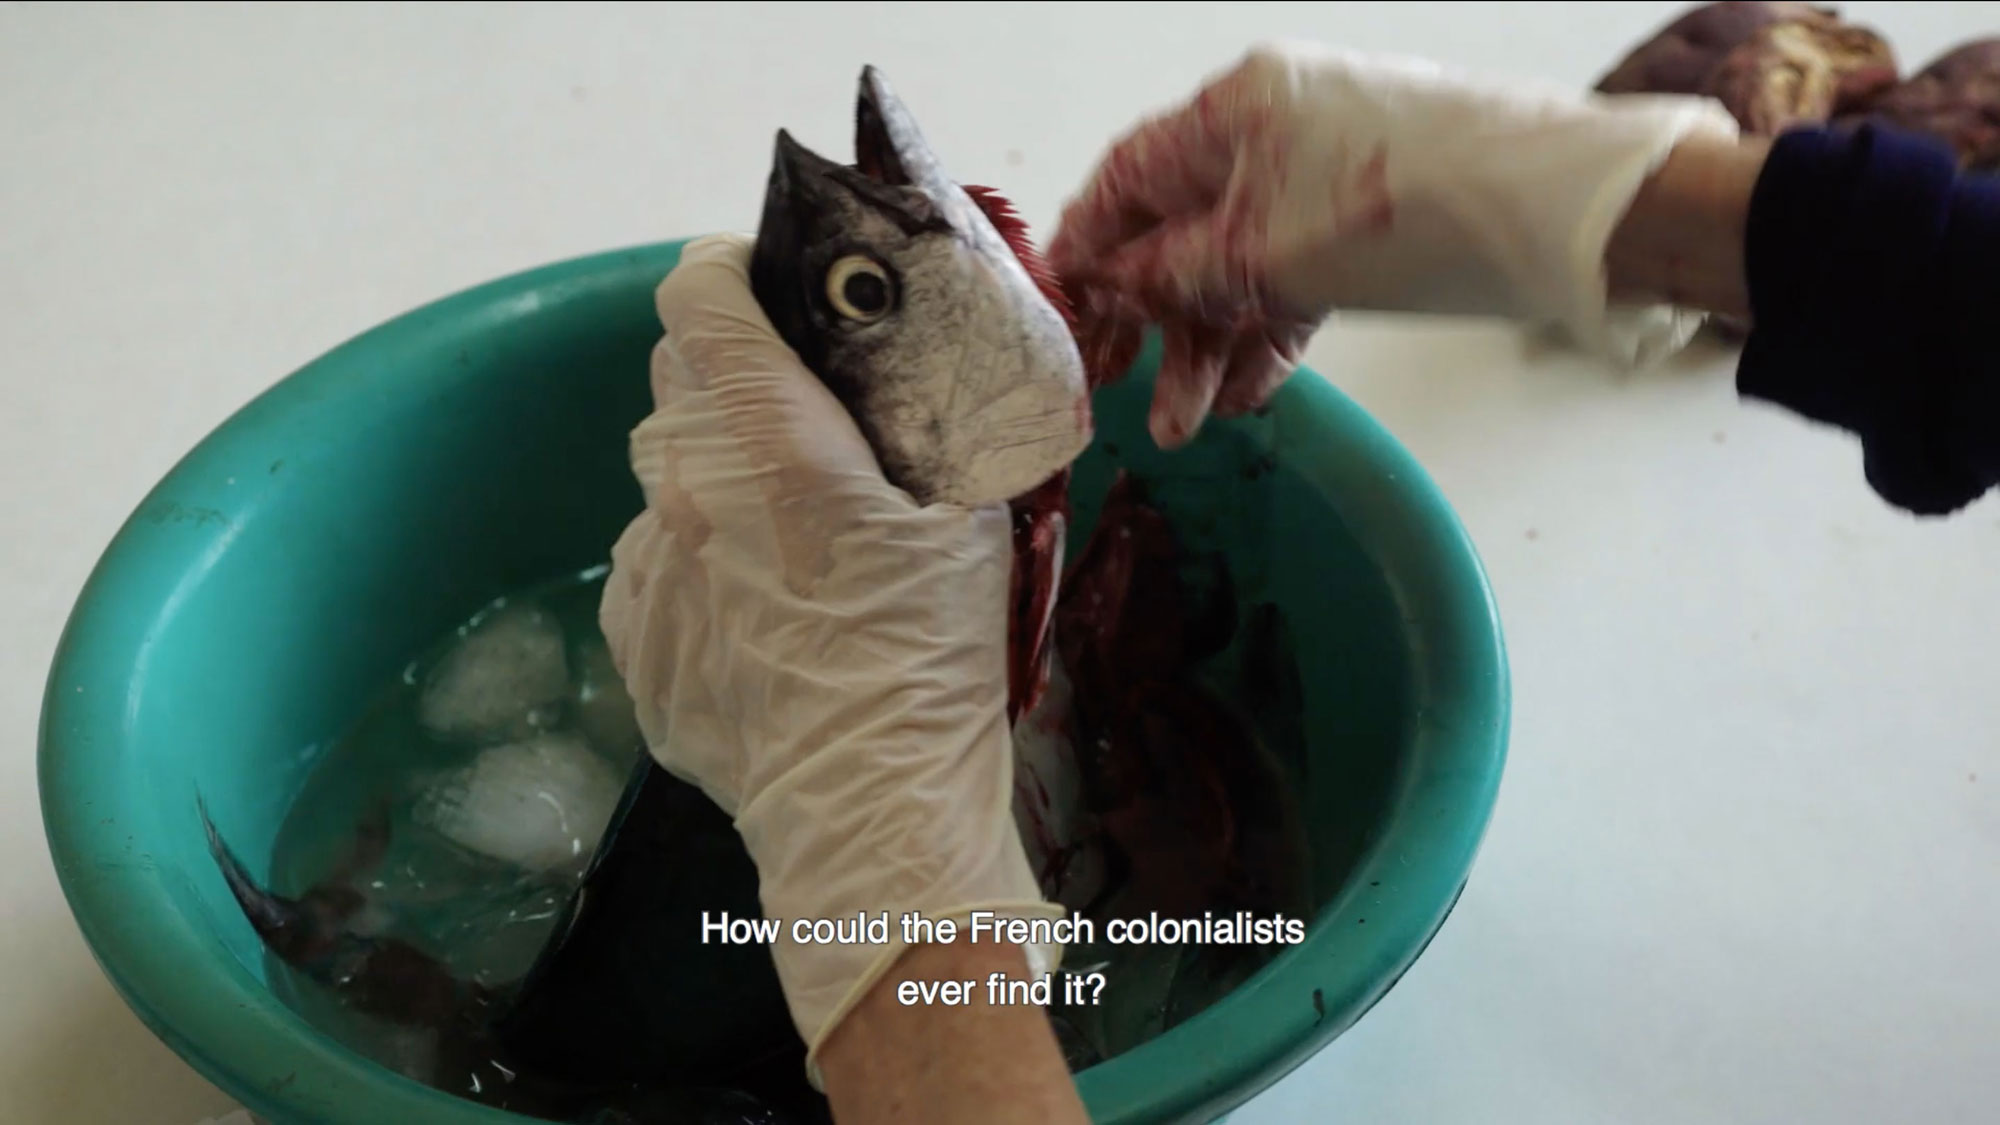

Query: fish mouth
[765,66,952,238]
[854,65,916,188]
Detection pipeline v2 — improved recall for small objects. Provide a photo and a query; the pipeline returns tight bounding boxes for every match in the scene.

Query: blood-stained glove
[1048,41,1742,449]
[597,234,1064,1085]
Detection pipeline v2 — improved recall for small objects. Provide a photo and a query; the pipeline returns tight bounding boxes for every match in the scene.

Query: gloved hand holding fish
[598,230,1071,1079]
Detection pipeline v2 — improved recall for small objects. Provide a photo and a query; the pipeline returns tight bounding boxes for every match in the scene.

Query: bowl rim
[39,237,1510,1125]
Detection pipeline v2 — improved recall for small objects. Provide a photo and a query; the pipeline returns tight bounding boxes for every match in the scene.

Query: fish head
[749,65,1092,508]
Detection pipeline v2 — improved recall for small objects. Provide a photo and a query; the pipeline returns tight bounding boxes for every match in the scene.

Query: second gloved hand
[598,234,1064,1086]
[1049,42,1742,448]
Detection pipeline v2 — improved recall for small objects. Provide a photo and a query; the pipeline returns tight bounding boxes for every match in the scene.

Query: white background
[4,3,1996,1122]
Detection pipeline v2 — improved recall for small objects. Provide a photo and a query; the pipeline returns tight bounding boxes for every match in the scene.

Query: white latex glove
[598,234,1064,1085]
[1048,41,1742,448]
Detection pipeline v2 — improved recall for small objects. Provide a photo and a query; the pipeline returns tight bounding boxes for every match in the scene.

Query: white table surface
[6,3,1996,1122]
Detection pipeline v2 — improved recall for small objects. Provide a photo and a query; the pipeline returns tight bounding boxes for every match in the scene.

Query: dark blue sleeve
[1738,123,2000,517]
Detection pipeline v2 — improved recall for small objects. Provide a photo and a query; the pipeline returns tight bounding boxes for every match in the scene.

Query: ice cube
[571,634,644,758]
[418,601,570,743]
[414,732,625,875]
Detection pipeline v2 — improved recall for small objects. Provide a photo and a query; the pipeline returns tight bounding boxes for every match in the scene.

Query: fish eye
[825,255,894,323]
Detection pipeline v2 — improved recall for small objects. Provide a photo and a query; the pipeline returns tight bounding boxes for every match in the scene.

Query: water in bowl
[255,545,1313,1121]
[259,565,722,1119]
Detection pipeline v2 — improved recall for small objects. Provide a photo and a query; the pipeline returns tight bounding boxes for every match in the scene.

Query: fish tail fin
[198,796,324,955]
[196,796,481,1030]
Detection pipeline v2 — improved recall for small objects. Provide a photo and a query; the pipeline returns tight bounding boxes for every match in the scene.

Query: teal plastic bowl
[39,238,1508,1125]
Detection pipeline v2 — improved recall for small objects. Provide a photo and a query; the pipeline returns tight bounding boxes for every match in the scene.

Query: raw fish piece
[418,602,570,743]
[416,732,625,874]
